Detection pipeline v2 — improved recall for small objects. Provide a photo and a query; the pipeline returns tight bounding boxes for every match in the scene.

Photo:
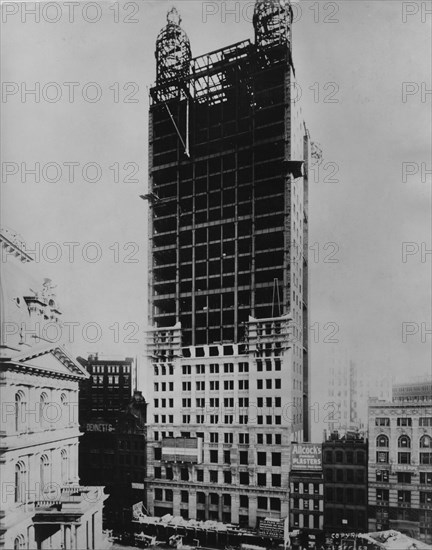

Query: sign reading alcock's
[291,443,322,470]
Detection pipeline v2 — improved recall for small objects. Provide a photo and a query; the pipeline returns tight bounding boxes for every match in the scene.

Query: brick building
[322,431,368,534]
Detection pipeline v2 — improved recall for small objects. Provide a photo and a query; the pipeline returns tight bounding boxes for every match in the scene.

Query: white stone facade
[0,229,109,550]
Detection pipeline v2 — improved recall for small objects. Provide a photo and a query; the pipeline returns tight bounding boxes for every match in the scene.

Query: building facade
[143,0,312,529]
[322,432,368,534]
[289,443,324,547]
[368,397,432,544]
[78,354,135,423]
[79,391,147,531]
[0,228,109,550]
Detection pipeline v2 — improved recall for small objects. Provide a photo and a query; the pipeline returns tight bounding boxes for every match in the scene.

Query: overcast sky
[1,1,431,438]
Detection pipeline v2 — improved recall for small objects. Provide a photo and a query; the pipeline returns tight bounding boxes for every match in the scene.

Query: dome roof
[155,7,191,83]
[253,0,293,48]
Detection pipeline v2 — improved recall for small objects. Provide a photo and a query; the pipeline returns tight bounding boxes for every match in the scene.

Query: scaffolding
[148,5,306,351]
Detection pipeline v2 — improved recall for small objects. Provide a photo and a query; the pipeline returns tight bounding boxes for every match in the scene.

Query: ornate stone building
[0,228,109,550]
[368,394,432,544]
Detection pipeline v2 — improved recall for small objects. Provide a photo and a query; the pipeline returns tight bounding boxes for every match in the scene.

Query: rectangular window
[257,452,266,466]
[240,451,248,465]
[240,472,249,485]
[377,488,389,501]
[375,417,390,426]
[210,432,219,443]
[397,472,411,484]
[239,433,249,445]
[398,452,411,464]
[257,496,268,509]
[419,417,432,427]
[224,433,233,444]
[397,417,412,426]
[377,451,389,464]
[272,453,281,467]
[398,490,411,503]
[196,470,204,482]
[209,470,218,483]
[257,473,266,486]
[420,472,432,485]
[376,470,389,482]
[420,492,432,504]
[210,450,218,463]
[224,363,234,373]
[272,474,281,487]
[240,495,248,508]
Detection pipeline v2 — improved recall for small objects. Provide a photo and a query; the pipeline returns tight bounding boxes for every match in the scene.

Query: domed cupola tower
[155,7,191,84]
[253,0,293,49]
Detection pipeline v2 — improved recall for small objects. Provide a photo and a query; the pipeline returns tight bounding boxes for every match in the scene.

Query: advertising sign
[85,422,114,432]
[258,517,288,540]
[291,443,322,470]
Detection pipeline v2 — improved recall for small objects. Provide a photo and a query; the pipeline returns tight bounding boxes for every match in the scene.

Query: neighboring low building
[322,431,368,534]
[289,443,325,548]
[79,391,147,531]
[368,396,432,544]
[78,354,135,423]
[0,227,109,550]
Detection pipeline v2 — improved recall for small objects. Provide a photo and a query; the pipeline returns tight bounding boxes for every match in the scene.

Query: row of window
[91,364,130,374]
[182,397,253,408]
[179,363,250,375]
[181,380,250,391]
[376,451,432,465]
[194,449,281,466]
[172,414,284,426]
[376,489,432,504]
[256,359,282,371]
[153,431,256,444]
[375,417,432,426]
[291,498,322,510]
[153,467,282,487]
[92,375,129,385]
[154,488,281,510]
[15,449,70,503]
[291,482,321,494]
[376,472,432,486]
[15,391,72,432]
[324,487,366,504]
[324,468,365,483]
[323,450,366,465]
[376,434,431,448]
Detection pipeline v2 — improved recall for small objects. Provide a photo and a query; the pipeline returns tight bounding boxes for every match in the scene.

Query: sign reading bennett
[291,443,322,470]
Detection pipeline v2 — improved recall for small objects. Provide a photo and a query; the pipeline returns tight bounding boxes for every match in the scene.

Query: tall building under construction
[144,0,312,527]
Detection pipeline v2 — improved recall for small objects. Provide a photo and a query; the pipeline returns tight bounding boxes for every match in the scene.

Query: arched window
[15,461,26,503]
[376,435,389,448]
[420,435,432,448]
[40,454,50,493]
[398,435,411,448]
[14,534,25,550]
[15,391,25,433]
[61,393,68,426]
[61,449,69,483]
[39,392,48,429]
